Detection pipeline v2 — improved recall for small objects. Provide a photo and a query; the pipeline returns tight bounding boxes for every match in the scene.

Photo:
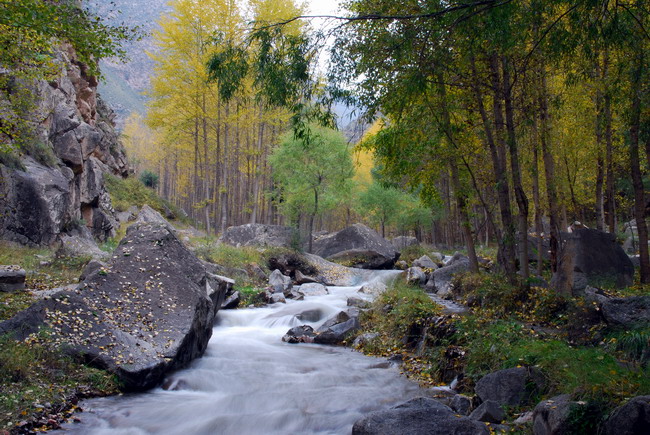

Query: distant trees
[269,125,354,252]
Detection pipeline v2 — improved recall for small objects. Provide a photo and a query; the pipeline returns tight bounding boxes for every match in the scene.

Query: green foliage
[104,174,188,224]
[357,281,441,354]
[0,333,119,430]
[456,316,650,401]
[139,170,159,189]
[356,181,401,234]
[607,326,650,364]
[0,0,138,79]
[269,124,354,224]
[194,241,264,270]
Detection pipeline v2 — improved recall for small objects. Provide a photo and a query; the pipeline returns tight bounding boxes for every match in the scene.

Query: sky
[306,0,343,16]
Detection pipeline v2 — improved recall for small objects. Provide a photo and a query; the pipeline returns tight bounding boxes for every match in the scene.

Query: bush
[139,170,159,189]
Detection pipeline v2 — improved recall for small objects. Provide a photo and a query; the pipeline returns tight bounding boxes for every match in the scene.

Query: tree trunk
[629,48,650,283]
[538,64,562,275]
[474,54,516,278]
[502,55,529,280]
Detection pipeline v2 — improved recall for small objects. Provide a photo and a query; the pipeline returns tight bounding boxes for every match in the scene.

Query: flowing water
[57,271,424,435]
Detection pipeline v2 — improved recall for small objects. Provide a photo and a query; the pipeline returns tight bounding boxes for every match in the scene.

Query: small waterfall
[55,269,422,435]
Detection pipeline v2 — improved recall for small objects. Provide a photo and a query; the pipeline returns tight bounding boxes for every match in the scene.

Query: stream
[56,271,424,434]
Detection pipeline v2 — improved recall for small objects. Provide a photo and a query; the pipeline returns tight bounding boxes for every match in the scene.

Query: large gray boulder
[219,223,297,248]
[0,221,228,391]
[550,229,634,295]
[430,253,471,295]
[601,296,650,328]
[605,395,650,435]
[314,309,360,344]
[352,397,489,435]
[533,395,585,435]
[475,367,545,407]
[312,223,400,269]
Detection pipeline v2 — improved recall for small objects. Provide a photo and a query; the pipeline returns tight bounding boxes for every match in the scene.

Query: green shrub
[139,170,159,189]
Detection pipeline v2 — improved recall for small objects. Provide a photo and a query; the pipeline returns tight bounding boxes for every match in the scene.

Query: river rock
[405,267,427,285]
[295,309,324,322]
[359,281,388,296]
[0,265,26,292]
[220,223,298,248]
[450,394,472,416]
[221,291,241,310]
[533,394,584,435]
[352,397,490,435]
[430,254,470,295]
[347,296,371,309]
[245,263,268,282]
[269,269,292,294]
[298,283,328,297]
[470,400,505,424]
[550,229,634,295]
[0,221,228,391]
[605,395,650,435]
[353,332,379,347]
[391,236,419,250]
[312,223,400,269]
[269,293,286,304]
[294,269,318,284]
[413,255,437,270]
[600,295,650,327]
[282,325,316,344]
[475,367,545,407]
[315,310,360,344]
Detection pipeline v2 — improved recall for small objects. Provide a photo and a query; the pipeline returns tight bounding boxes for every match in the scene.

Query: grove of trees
[125,0,650,285]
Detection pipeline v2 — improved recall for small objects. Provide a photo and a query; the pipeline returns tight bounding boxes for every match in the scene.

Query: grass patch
[104,174,189,225]
[0,333,120,431]
[193,239,265,270]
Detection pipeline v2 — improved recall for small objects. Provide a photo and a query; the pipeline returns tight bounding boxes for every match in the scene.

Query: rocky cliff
[0,44,128,247]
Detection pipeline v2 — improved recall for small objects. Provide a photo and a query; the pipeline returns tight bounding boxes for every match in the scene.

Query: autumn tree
[269,125,354,252]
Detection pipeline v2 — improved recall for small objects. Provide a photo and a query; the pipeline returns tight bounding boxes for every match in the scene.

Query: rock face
[0,45,127,247]
[0,221,227,391]
[312,223,400,269]
[352,397,490,435]
[605,395,650,435]
[550,229,634,295]
[475,367,545,407]
[600,296,650,327]
[0,265,26,292]
[219,223,298,248]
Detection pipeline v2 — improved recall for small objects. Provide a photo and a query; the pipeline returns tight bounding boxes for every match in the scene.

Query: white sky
[306,0,342,16]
